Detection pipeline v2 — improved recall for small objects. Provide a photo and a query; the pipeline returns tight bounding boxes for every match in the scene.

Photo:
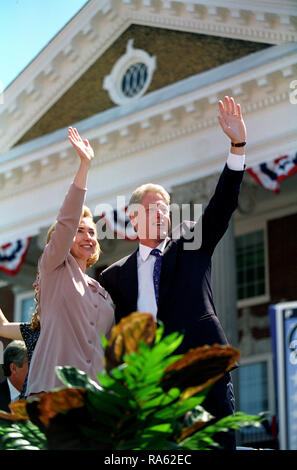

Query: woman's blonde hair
[30,272,40,330]
[30,205,100,330]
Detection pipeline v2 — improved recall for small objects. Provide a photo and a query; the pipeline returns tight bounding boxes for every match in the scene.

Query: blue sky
[0,0,88,90]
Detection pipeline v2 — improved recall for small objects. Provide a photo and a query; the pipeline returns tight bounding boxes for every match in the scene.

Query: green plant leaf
[0,313,268,451]
[56,366,102,393]
[154,393,209,421]
[178,411,265,450]
[140,388,180,412]
[87,389,130,418]
[155,323,164,344]
[0,420,47,450]
[100,333,108,350]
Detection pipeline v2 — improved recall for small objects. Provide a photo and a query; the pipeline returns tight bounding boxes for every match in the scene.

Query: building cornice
[1,0,296,154]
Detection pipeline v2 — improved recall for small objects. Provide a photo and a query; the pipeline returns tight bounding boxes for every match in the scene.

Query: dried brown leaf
[0,400,29,421]
[34,388,86,427]
[178,420,208,442]
[161,344,240,399]
[104,312,157,372]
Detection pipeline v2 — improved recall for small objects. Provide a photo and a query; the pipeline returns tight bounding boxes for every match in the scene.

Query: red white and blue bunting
[247,151,297,194]
[0,238,31,275]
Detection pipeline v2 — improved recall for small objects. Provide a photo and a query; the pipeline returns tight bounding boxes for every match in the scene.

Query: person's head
[2,340,28,392]
[29,206,101,329]
[46,205,100,270]
[128,183,171,248]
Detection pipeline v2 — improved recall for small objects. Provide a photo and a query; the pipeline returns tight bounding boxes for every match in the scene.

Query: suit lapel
[120,249,139,313]
[0,379,11,412]
[118,240,179,318]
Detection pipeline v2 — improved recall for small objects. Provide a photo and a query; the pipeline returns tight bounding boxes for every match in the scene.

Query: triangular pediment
[1,0,296,154]
[16,25,269,146]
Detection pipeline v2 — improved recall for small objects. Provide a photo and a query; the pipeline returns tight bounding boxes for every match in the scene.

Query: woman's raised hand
[68,127,94,163]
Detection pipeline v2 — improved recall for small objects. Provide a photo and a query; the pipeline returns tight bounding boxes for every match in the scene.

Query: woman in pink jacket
[25,127,115,397]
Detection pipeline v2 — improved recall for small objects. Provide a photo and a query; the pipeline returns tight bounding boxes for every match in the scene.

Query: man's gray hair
[128,183,170,213]
[2,340,27,377]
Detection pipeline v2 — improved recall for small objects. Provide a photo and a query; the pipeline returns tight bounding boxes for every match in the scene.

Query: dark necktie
[150,248,162,306]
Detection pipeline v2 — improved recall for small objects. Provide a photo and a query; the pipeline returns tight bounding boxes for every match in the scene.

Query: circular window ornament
[121,62,148,98]
[103,39,156,105]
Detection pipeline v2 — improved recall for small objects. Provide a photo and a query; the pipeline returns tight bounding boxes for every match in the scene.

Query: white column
[211,217,238,349]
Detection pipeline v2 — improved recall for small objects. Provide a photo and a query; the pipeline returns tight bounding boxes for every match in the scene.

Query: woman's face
[70,217,97,261]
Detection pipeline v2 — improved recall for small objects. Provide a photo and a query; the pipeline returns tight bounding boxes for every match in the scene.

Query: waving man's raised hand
[217,96,247,145]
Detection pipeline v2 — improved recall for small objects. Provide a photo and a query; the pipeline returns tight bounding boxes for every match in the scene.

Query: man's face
[130,192,171,244]
[10,360,28,392]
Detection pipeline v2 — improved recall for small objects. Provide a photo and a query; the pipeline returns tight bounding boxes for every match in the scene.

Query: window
[14,291,35,323]
[121,62,148,98]
[236,229,268,304]
[103,39,156,105]
[239,361,269,415]
[238,355,276,447]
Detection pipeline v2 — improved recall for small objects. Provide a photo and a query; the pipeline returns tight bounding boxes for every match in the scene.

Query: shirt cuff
[227,151,245,171]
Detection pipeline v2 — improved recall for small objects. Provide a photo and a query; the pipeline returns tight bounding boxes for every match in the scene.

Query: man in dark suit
[99,96,246,449]
[0,340,28,412]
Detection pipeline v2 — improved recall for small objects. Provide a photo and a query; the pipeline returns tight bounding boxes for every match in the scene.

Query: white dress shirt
[137,238,169,320]
[227,151,245,171]
[7,378,20,402]
[136,152,245,319]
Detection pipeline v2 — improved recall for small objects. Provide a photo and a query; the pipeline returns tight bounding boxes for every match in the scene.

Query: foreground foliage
[0,313,263,450]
